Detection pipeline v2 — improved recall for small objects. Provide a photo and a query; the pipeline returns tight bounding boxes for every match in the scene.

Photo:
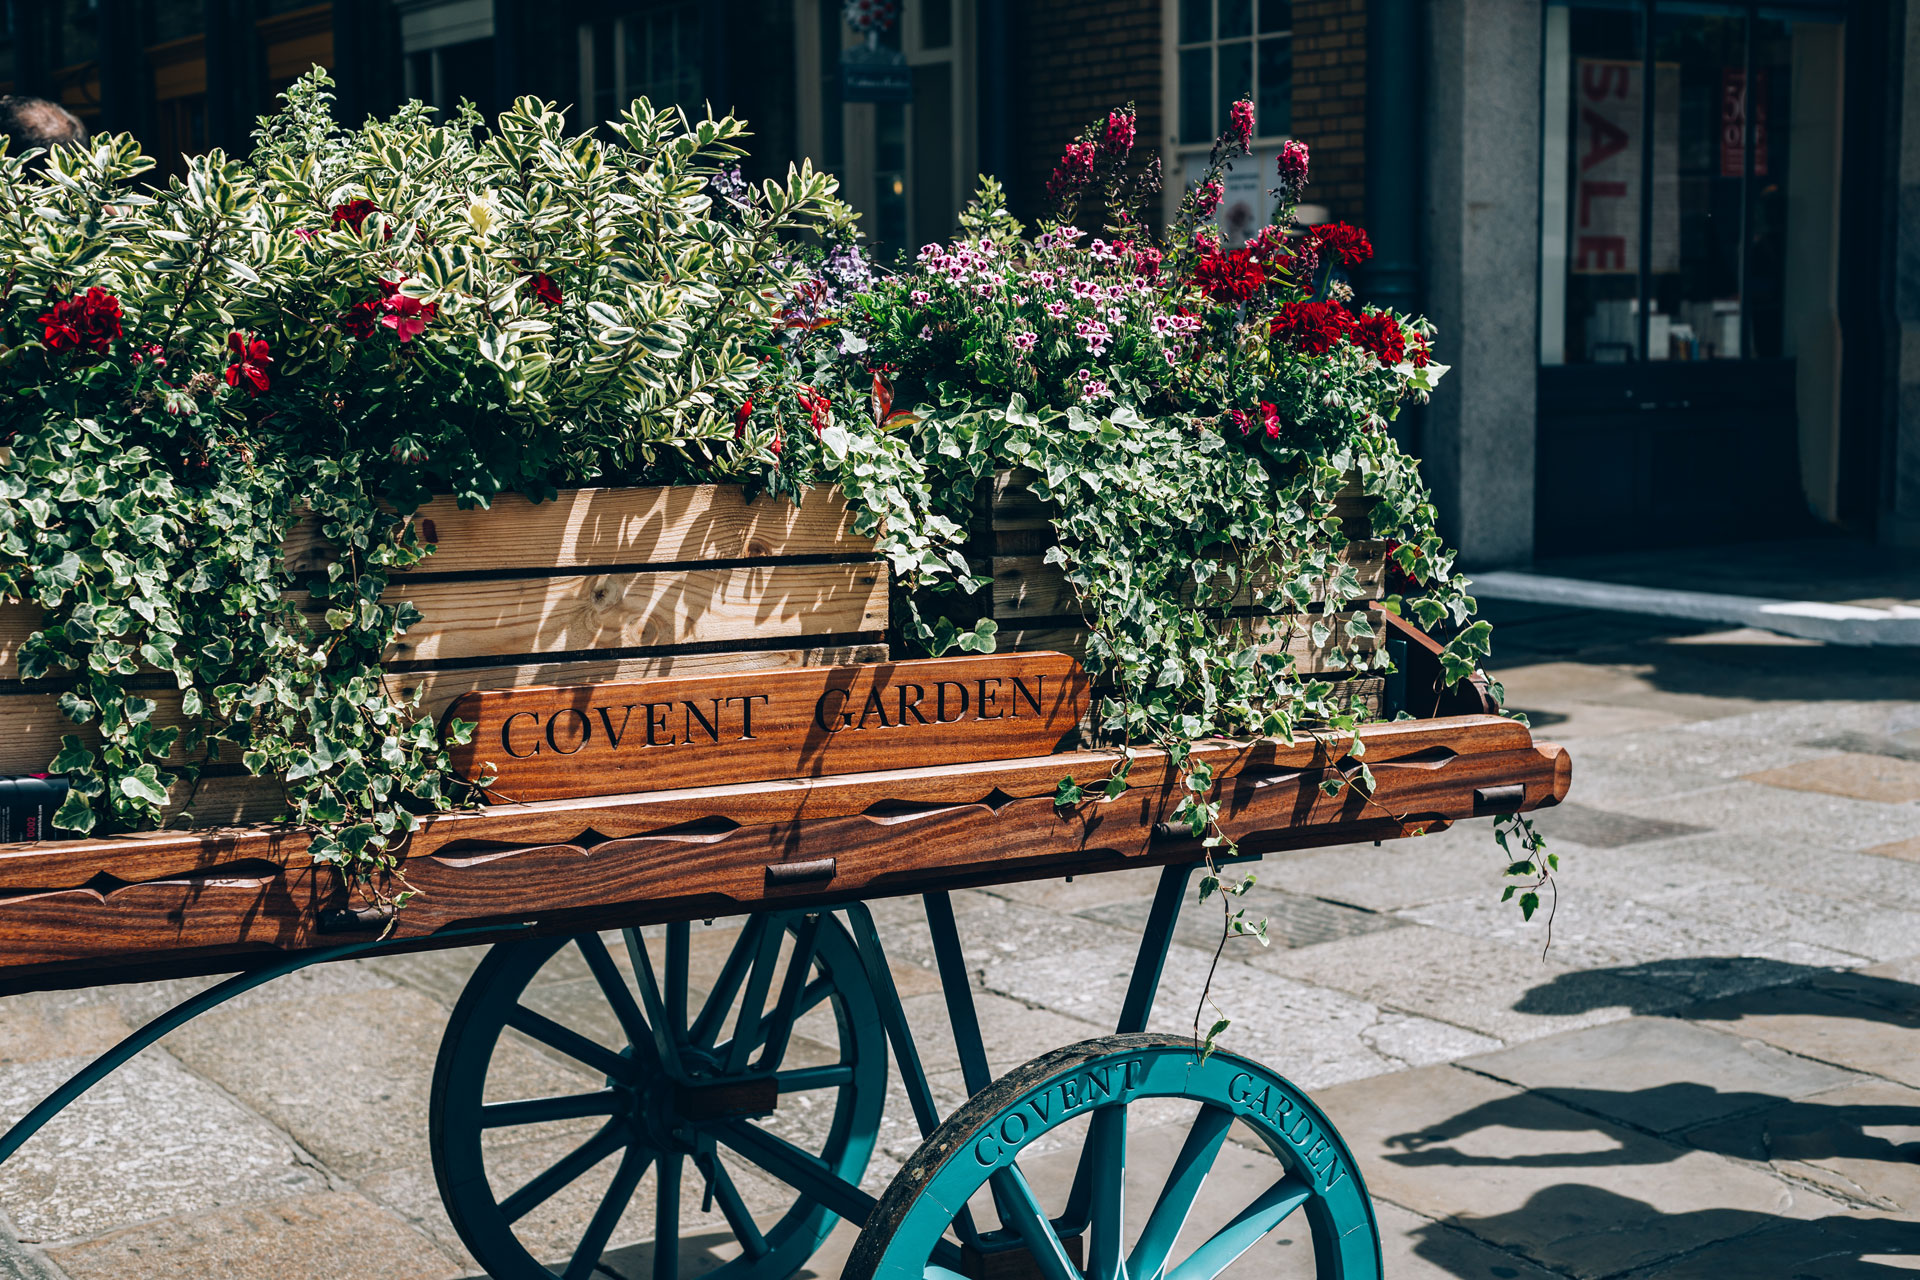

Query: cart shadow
[1408,1185,1920,1277]
[1387,957,1920,1276]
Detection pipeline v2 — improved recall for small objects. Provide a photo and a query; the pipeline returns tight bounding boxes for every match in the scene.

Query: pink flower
[1047,139,1098,202]
[1102,108,1136,158]
[1045,301,1070,319]
[1074,318,1112,355]
[1259,402,1282,440]
[1193,180,1224,219]
[1227,99,1255,153]
[910,289,931,305]
[1276,140,1310,196]
[1012,330,1038,353]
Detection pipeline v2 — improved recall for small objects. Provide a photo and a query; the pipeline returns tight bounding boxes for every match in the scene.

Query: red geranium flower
[38,287,123,355]
[331,199,378,234]
[1350,311,1408,365]
[1190,248,1266,305]
[1409,334,1433,368]
[529,273,563,308]
[341,278,438,342]
[1309,222,1373,269]
[1258,401,1282,440]
[1268,300,1354,356]
[225,332,271,395]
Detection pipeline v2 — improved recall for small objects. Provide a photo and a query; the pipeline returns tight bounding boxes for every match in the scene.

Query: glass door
[799,0,973,260]
[1536,0,1847,553]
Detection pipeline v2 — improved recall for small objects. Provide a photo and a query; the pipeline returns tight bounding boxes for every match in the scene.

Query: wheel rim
[845,1033,1381,1280]
[430,913,886,1280]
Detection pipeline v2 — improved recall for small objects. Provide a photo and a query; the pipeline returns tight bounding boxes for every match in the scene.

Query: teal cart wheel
[430,913,886,1280]
[845,1033,1381,1280]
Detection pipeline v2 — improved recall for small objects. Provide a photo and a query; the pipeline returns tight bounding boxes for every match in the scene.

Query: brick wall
[1290,0,1367,224]
[1007,0,1163,227]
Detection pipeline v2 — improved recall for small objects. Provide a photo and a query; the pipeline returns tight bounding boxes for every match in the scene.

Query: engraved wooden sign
[443,653,1090,802]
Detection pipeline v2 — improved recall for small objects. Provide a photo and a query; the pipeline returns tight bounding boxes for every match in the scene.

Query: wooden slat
[382,563,887,665]
[991,544,1387,620]
[446,654,1090,803]
[0,647,892,778]
[284,484,872,576]
[0,602,40,682]
[0,715,1543,891]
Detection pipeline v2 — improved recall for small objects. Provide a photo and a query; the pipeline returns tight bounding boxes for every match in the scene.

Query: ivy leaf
[53,788,97,834]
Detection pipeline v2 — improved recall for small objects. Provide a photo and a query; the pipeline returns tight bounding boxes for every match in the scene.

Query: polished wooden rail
[0,714,1567,994]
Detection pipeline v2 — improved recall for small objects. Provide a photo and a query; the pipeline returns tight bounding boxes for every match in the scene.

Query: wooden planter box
[0,485,890,825]
[0,476,1390,826]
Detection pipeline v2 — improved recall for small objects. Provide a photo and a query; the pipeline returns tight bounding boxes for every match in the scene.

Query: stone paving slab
[1684,985,1920,1090]
[1680,1075,1920,1213]
[1747,750,1920,803]
[0,1051,326,1243]
[1457,1016,1862,1136]
[1263,920,1683,1043]
[43,1192,460,1280]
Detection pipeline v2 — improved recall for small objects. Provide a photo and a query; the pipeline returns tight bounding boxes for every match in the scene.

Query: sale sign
[1571,59,1678,277]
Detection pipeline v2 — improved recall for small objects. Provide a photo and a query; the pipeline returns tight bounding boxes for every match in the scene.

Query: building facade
[4,0,1916,563]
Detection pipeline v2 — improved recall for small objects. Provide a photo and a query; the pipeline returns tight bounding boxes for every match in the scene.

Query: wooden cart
[0,484,1569,1280]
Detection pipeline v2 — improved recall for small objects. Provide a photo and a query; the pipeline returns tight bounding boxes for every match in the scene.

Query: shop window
[1539,0,1843,365]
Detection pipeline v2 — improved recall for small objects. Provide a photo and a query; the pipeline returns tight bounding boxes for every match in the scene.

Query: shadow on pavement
[1381,1082,1920,1168]
[1514,958,1920,1019]
[1410,1186,1920,1278]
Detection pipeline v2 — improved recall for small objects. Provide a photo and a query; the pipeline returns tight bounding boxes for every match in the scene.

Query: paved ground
[2,596,1918,1278]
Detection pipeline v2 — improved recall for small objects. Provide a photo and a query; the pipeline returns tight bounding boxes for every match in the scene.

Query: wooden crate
[0,485,889,824]
[979,470,1387,709]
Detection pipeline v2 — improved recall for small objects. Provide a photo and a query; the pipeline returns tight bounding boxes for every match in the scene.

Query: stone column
[1890,0,1920,548]
[1420,0,1541,567]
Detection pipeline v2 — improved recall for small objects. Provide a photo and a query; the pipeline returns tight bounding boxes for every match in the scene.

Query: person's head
[0,96,89,154]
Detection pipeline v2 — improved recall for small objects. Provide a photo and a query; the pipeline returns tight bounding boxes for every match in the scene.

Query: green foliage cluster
[0,73,848,875]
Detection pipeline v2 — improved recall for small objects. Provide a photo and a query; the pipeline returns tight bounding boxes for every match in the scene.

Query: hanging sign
[841,44,913,103]
[1719,68,1769,178]
[446,654,1090,802]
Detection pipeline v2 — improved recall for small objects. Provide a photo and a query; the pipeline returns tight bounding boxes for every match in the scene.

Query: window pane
[1259,0,1291,34]
[1180,0,1210,45]
[593,18,616,122]
[819,0,843,171]
[875,102,908,255]
[912,61,954,243]
[1650,7,1745,360]
[1220,0,1252,39]
[1257,36,1290,135]
[1219,40,1252,132]
[1543,3,1645,363]
[921,0,952,49]
[1180,46,1212,142]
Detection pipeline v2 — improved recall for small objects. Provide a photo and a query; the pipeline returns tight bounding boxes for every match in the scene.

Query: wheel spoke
[724,917,787,1073]
[653,1150,683,1280]
[506,1005,636,1082]
[499,1122,629,1225]
[1128,1104,1234,1280]
[575,933,652,1059]
[713,1118,879,1228]
[691,916,768,1048]
[773,1063,855,1092]
[1164,1174,1311,1280]
[563,1143,651,1280]
[664,922,690,1032]
[753,913,823,1071]
[701,1152,771,1260]
[988,1163,1082,1280]
[795,974,834,1018]
[623,930,686,1077]
[1086,1105,1128,1280]
[480,1090,621,1130]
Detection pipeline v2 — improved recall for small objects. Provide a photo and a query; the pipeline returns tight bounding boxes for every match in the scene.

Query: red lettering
[1580,62,1631,101]
[1579,107,1630,173]
[1577,179,1628,228]
[1574,236,1628,272]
